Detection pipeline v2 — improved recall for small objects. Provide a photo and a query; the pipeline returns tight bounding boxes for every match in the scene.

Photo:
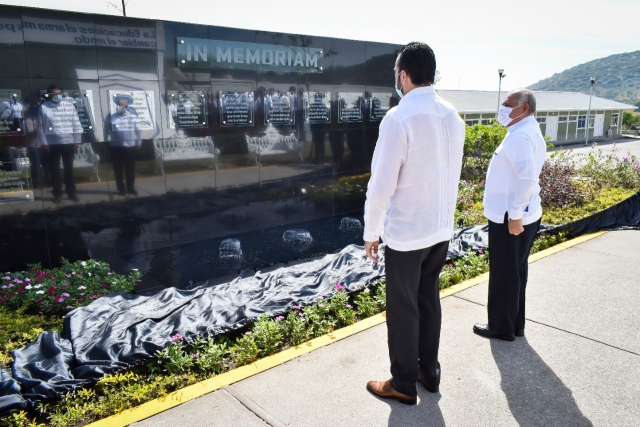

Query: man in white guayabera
[363,42,465,405]
[473,89,546,341]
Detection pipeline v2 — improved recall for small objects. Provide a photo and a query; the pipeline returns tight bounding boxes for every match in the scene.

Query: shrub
[462,124,507,179]
[0,308,63,369]
[580,146,640,190]
[0,259,140,315]
[539,159,587,208]
[454,180,486,227]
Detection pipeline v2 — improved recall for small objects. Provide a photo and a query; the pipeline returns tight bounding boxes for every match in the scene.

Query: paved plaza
[131,230,640,427]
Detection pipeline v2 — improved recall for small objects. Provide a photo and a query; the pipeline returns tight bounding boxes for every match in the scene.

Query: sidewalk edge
[86,230,607,427]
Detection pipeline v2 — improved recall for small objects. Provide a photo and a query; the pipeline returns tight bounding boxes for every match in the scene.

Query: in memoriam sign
[177,38,323,73]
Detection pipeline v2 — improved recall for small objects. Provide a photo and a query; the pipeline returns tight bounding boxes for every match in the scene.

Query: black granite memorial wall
[0,5,400,290]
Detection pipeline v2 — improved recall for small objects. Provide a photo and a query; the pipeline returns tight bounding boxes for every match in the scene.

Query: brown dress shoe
[366,380,416,405]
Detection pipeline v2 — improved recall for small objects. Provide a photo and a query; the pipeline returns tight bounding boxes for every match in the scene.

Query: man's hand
[364,240,379,263]
[508,218,524,236]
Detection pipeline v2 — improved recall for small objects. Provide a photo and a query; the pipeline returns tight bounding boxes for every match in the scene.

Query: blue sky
[4,0,639,92]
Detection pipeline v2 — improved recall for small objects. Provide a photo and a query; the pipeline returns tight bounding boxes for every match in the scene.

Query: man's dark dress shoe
[473,323,515,341]
[418,361,441,393]
[366,380,417,405]
[515,329,524,337]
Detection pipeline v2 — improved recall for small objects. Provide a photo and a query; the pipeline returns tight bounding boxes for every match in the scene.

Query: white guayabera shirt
[483,115,546,225]
[363,86,465,251]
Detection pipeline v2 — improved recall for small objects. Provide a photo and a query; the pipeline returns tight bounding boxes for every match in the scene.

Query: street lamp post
[497,69,506,117]
[585,77,596,146]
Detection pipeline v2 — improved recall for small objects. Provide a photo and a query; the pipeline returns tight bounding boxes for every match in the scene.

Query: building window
[611,113,619,126]
[481,119,492,125]
[577,115,586,128]
[465,120,479,126]
[536,117,546,124]
[569,115,577,122]
[588,117,594,128]
[559,116,568,122]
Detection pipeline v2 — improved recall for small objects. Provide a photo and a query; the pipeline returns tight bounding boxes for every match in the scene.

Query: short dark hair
[47,85,61,93]
[396,42,436,86]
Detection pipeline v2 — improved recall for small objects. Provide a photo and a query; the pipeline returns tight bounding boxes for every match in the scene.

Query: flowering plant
[0,258,140,314]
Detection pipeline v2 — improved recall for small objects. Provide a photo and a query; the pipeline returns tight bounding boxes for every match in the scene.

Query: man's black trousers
[385,240,449,397]
[487,213,541,335]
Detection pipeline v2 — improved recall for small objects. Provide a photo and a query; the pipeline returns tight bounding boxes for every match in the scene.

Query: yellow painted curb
[86,230,607,427]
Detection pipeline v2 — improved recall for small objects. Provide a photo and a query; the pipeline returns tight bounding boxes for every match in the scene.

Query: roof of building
[436,90,637,113]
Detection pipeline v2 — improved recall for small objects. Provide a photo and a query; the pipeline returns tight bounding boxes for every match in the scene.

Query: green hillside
[528,51,640,106]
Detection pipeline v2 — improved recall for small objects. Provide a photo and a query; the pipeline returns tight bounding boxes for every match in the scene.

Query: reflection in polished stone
[38,85,84,202]
[306,91,330,123]
[283,228,313,253]
[245,124,302,167]
[0,89,23,134]
[0,7,399,282]
[339,216,362,231]
[338,92,363,123]
[108,93,141,195]
[219,238,242,259]
[220,91,254,126]
[167,90,208,129]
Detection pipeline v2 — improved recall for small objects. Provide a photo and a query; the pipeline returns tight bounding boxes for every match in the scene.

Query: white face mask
[395,73,404,99]
[497,104,524,127]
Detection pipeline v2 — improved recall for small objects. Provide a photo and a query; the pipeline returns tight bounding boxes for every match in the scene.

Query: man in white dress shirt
[364,42,465,404]
[473,89,546,341]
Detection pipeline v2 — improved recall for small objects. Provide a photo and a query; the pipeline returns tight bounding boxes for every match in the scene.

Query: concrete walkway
[131,230,640,427]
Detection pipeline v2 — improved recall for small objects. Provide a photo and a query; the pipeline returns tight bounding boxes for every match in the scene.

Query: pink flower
[319,303,325,308]
[245,331,252,335]
[293,305,301,310]
[62,292,70,297]
[171,333,183,341]
[334,284,344,291]
[55,296,64,303]
[25,278,31,282]
[364,288,370,293]
[346,304,352,308]
[17,289,24,294]
[65,274,71,278]
[0,299,6,303]
[193,353,200,359]
[62,282,68,287]
[88,295,95,299]
[65,306,73,309]
[275,316,284,322]
[478,249,484,254]
[2,276,10,281]
[317,296,324,300]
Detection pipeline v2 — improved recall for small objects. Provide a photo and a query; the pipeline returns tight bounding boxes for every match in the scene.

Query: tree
[622,111,640,129]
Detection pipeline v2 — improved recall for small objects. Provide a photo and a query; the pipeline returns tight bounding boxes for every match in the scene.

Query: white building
[437,90,637,143]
